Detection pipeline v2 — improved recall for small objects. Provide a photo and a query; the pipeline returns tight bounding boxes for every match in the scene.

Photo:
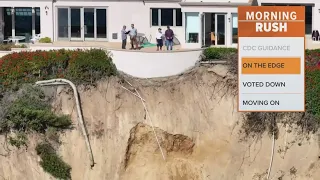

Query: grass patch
[8,132,28,149]
[201,47,237,60]
[38,37,52,43]
[36,142,71,180]
[0,44,27,51]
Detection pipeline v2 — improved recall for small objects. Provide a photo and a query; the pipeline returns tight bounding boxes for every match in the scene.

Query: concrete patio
[29,41,188,52]
[27,35,320,51]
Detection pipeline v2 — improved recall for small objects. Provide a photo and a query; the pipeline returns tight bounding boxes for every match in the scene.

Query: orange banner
[241,57,301,74]
[238,6,305,37]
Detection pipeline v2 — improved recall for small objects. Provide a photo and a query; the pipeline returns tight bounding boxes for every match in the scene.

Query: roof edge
[0,0,53,1]
[53,0,182,2]
[179,2,251,6]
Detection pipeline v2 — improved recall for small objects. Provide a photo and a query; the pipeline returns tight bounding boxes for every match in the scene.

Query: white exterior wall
[1,0,317,48]
[53,1,185,45]
[111,50,201,78]
[0,0,54,39]
[0,0,239,48]
[315,3,320,31]
[182,6,238,48]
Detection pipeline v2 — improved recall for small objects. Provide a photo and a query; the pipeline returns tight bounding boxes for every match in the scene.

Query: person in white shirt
[156,28,164,51]
[129,24,138,50]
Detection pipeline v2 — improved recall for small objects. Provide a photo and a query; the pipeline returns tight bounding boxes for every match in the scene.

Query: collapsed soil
[0,65,319,180]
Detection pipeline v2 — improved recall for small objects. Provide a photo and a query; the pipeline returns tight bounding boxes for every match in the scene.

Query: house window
[35,8,41,34]
[161,9,173,26]
[151,8,182,27]
[4,8,12,38]
[185,12,199,43]
[176,9,182,26]
[231,13,238,44]
[15,8,33,36]
[151,9,158,26]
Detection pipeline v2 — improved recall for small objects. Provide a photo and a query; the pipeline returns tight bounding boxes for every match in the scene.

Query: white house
[0,0,318,48]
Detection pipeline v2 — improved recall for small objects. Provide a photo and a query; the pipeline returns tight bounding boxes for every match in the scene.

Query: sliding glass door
[215,14,226,46]
[56,7,107,41]
[96,9,107,40]
[57,8,69,40]
[84,8,95,40]
[70,8,82,41]
[15,8,32,37]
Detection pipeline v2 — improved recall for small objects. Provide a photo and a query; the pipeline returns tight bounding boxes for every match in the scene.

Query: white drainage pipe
[36,79,95,168]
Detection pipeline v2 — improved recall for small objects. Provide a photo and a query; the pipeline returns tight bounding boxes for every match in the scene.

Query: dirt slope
[0,65,319,180]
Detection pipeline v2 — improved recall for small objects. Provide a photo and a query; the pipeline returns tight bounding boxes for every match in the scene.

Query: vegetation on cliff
[0,47,319,178]
[0,85,72,179]
[202,47,320,139]
[0,49,116,179]
[36,142,72,180]
[0,49,117,91]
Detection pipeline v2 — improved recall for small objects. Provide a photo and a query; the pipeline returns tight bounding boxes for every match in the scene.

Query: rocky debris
[208,64,229,78]
[124,123,194,169]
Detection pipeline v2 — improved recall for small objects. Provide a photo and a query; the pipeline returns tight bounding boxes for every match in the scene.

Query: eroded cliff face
[0,66,319,180]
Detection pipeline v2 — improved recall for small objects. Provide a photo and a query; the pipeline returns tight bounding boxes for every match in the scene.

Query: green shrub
[0,49,117,88]
[8,132,28,149]
[201,47,237,60]
[0,87,72,134]
[0,44,27,51]
[36,142,71,180]
[39,37,52,43]
[0,86,72,178]
[19,44,27,48]
[66,49,117,83]
[2,96,71,133]
[0,44,12,51]
[306,49,320,67]
[303,49,320,119]
[306,67,320,119]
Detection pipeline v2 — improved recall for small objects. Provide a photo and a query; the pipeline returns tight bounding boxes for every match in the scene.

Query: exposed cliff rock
[0,66,319,180]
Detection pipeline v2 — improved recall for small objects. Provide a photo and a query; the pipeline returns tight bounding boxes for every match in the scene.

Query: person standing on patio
[165,26,174,51]
[129,24,138,50]
[156,28,164,51]
[121,25,129,49]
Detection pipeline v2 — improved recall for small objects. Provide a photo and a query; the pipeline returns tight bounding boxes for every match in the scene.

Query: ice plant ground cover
[305,49,320,119]
[0,49,117,89]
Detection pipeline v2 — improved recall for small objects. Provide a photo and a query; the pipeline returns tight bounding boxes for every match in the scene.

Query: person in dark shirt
[165,26,174,51]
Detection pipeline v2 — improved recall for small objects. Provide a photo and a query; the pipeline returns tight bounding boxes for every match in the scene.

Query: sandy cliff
[0,65,319,180]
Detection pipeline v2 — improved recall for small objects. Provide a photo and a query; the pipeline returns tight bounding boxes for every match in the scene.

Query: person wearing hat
[156,28,164,51]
